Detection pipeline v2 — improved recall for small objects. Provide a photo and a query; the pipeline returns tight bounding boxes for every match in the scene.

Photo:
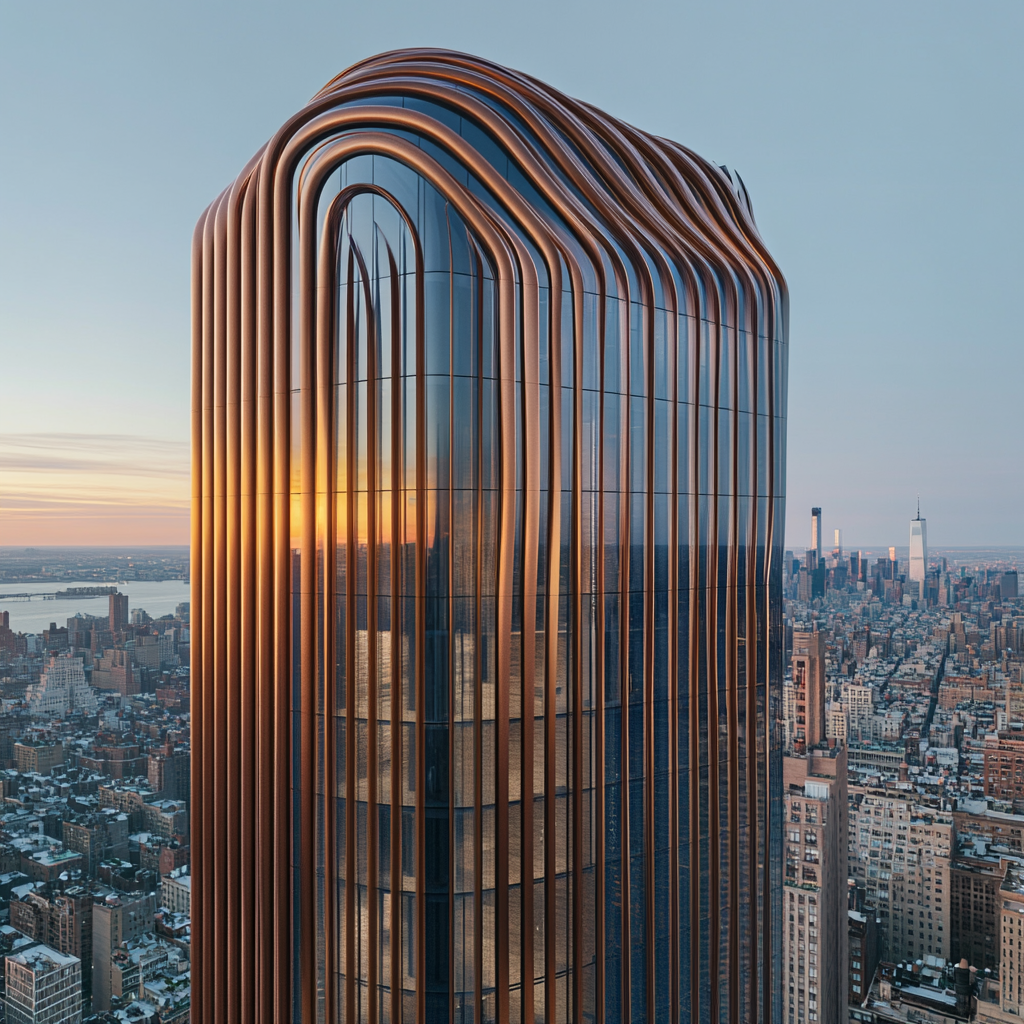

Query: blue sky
[1,0,1021,546]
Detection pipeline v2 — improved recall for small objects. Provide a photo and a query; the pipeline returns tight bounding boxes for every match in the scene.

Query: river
[0,580,191,633]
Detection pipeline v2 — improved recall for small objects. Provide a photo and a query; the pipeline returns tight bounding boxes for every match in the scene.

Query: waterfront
[0,579,190,633]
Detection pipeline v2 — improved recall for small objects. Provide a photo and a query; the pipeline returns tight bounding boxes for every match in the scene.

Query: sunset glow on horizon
[0,432,189,546]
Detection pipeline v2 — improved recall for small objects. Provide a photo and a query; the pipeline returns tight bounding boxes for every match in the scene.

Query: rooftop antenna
[916,495,920,520]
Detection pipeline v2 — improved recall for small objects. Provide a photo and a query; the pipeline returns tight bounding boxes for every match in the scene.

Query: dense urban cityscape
[782,509,1024,1024]
[0,549,190,1023]
[0,524,1020,1022]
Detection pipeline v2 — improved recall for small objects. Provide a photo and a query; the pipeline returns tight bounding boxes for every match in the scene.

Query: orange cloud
[0,433,189,545]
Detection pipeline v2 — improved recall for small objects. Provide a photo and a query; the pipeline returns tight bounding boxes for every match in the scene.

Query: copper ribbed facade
[191,48,788,1024]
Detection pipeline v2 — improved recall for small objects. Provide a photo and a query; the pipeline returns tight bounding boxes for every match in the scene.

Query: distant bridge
[0,586,120,603]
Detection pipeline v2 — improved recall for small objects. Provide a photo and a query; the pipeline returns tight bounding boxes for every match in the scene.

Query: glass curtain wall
[191,49,788,1024]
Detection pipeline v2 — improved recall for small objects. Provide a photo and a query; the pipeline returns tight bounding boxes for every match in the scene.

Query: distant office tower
[847,904,878,1007]
[842,683,873,739]
[797,566,814,603]
[90,648,137,697]
[950,853,1001,972]
[833,528,841,557]
[848,786,952,962]
[849,550,861,581]
[92,893,156,1012]
[40,622,68,652]
[782,747,847,1024]
[811,508,822,562]
[192,49,788,1024]
[148,748,191,802]
[1000,866,1024,1016]
[65,615,93,649]
[25,655,98,717]
[1001,571,1020,600]
[108,592,128,632]
[790,631,826,752]
[909,503,927,584]
[3,944,82,1024]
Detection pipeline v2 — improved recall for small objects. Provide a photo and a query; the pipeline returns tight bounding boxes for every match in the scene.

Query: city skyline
[1,529,1020,1022]
[0,4,1021,1022]
[2,0,1023,546]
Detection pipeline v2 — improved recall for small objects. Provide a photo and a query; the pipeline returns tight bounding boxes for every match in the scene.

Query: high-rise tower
[191,49,788,1024]
[782,746,848,1024]
[790,631,825,753]
[107,592,128,632]
[810,507,822,563]
[909,500,928,584]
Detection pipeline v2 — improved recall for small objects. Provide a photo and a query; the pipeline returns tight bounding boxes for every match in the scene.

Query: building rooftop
[7,941,80,971]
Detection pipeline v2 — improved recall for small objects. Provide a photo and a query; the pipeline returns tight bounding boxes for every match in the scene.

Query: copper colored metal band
[192,47,787,1024]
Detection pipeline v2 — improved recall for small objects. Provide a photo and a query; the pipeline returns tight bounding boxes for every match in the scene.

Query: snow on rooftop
[9,942,80,970]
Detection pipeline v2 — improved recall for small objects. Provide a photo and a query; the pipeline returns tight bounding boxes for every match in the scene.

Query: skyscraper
[92,892,156,1012]
[909,502,928,584]
[191,49,788,1023]
[782,746,848,1024]
[810,507,822,563]
[790,631,825,753]
[108,592,128,632]
[848,787,952,963]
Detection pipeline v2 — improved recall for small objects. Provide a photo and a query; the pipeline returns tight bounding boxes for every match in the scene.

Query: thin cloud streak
[0,433,189,544]
[0,433,189,473]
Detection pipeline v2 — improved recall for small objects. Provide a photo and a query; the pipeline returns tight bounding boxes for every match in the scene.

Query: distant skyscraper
[833,528,842,557]
[191,48,788,1024]
[811,507,822,561]
[847,787,952,963]
[782,746,848,1024]
[92,893,156,1012]
[1000,867,1024,1016]
[108,592,128,632]
[790,631,826,753]
[909,501,928,584]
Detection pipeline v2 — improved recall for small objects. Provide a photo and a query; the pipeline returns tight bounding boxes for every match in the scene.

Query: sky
[0,0,1021,548]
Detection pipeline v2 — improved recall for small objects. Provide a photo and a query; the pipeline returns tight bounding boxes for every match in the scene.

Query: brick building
[984,737,1024,810]
[783,745,848,1024]
[14,741,64,775]
[950,841,1004,971]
